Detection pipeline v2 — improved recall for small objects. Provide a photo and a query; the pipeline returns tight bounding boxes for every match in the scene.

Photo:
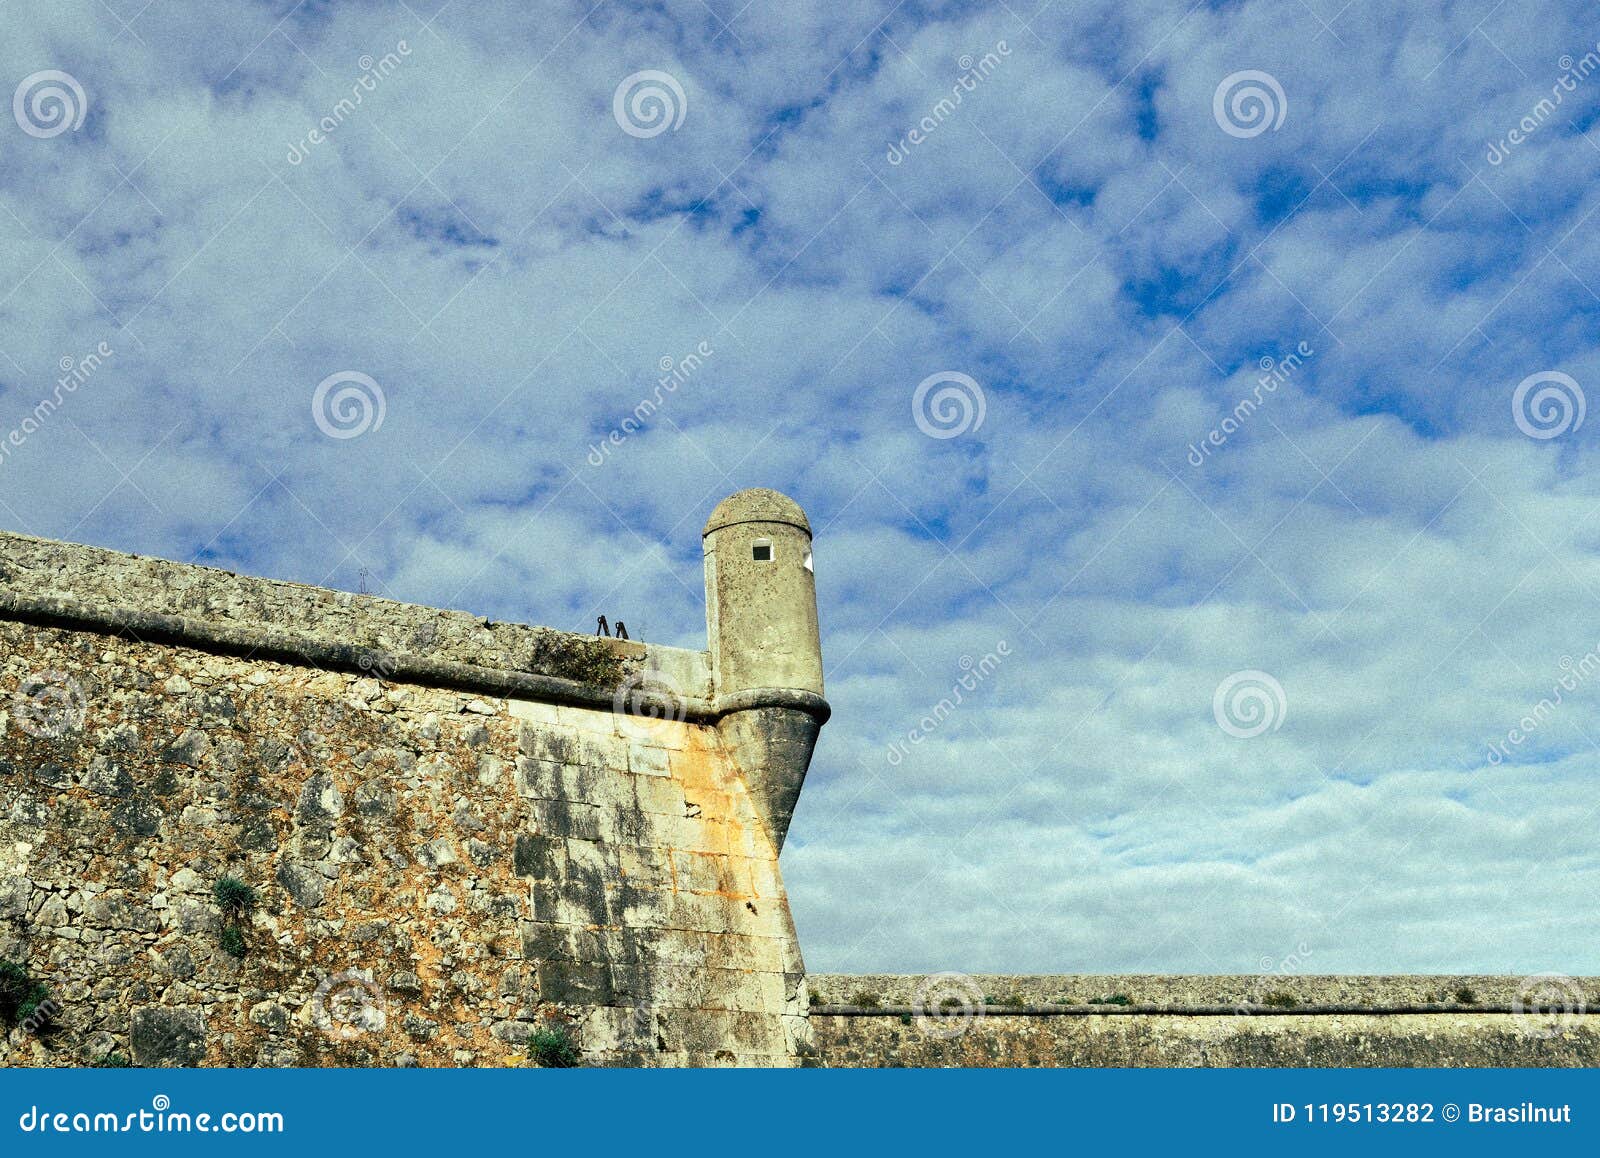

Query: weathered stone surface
[805,975,1600,1067]
[807,973,1600,1009]
[130,1007,206,1067]
[0,526,810,1068]
[807,1011,1600,1068]
[0,529,703,694]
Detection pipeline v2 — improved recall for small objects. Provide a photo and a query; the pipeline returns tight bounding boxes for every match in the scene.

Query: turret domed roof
[703,488,812,537]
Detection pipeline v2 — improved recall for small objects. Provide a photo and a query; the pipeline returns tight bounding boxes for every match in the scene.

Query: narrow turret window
[803,550,813,573]
[751,539,773,561]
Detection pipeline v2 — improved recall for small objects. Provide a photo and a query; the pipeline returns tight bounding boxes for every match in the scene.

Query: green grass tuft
[528,1026,581,1068]
[213,876,256,915]
[219,925,248,959]
[0,961,52,1030]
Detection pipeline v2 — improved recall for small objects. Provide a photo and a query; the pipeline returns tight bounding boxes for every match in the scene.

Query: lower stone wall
[0,621,806,1068]
[809,1012,1600,1067]
[806,975,1600,1068]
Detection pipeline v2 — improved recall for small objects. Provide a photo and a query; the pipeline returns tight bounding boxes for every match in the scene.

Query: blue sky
[3,0,1600,975]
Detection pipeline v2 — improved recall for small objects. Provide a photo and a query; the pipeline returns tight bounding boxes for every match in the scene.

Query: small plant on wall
[527,1025,581,1068]
[218,926,247,958]
[213,876,256,958]
[0,960,54,1031]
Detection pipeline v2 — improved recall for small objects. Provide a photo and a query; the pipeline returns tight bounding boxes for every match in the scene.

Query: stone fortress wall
[804,975,1600,1067]
[0,488,1594,1068]
[0,490,827,1067]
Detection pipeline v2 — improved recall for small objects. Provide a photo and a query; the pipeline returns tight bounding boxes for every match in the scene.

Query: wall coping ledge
[0,585,832,725]
[812,1003,1586,1017]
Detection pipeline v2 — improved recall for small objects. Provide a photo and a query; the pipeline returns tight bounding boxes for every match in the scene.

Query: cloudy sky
[3,0,1599,975]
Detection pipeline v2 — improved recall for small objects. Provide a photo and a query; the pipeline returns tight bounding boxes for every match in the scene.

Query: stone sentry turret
[702,488,829,851]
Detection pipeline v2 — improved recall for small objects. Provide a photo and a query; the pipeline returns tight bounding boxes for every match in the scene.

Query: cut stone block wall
[805,975,1600,1067]
[0,531,807,1067]
[807,1011,1600,1067]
